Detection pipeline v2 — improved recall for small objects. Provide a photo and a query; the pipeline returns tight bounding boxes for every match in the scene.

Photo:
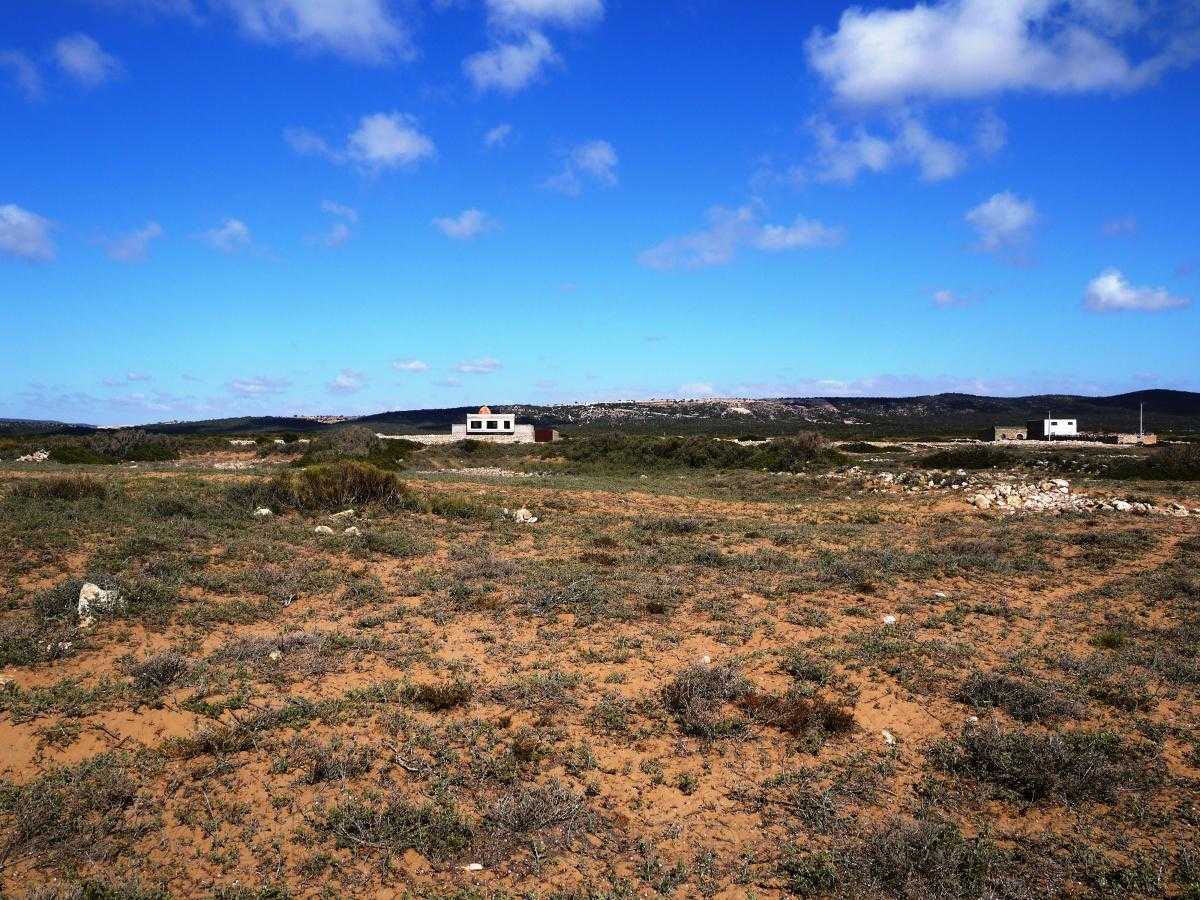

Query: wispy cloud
[327,368,366,394]
[1084,268,1190,312]
[199,218,251,254]
[102,221,163,262]
[1102,215,1138,237]
[54,33,123,88]
[806,0,1199,106]
[485,0,604,30]
[965,192,1037,259]
[433,208,495,240]
[639,204,843,271]
[392,359,429,372]
[217,0,414,64]
[543,140,618,196]
[227,375,290,397]
[484,123,513,148]
[454,357,503,374]
[0,204,55,262]
[464,31,559,94]
[0,50,43,101]
[286,112,435,172]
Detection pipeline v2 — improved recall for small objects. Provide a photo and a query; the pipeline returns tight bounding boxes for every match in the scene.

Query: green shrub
[558,432,842,473]
[323,796,473,858]
[931,723,1160,802]
[263,461,412,510]
[662,663,750,738]
[9,475,108,501]
[49,445,111,465]
[1106,444,1200,481]
[917,447,1016,470]
[957,672,1082,722]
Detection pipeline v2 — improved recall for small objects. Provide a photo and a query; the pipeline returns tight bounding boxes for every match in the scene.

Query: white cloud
[932,288,970,307]
[54,33,122,88]
[215,0,413,63]
[288,113,435,171]
[433,208,494,240]
[0,51,43,101]
[754,217,845,251]
[1084,268,1190,312]
[321,200,358,223]
[0,204,55,262]
[896,118,966,181]
[485,0,604,30]
[1102,215,1138,236]
[807,115,969,184]
[433,377,464,388]
[464,31,559,93]
[965,192,1037,254]
[328,368,366,393]
[484,123,514,148]
[975,109,1008,155]
[200,218,251,253]
[543,139,618,195]
[806,0,1198,106]
[392,359,429,372]
[228,375,290,396]
[322,221,353,247]
[348,112,435,168]
[313,201,357,247]
[103,221,163,262]
[639,205,843,271]
[454,357,503,374]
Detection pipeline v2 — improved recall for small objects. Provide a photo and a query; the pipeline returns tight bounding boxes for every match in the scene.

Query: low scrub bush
[9,475,109,502]
[1105,443,1200,481]
[662,663,750,738]
[957,672,1083,722]
[322,795,473,858]
[264,461,410,510]
[931,723,1160,802]
[559,432,842,473]
[917,447,1017,470]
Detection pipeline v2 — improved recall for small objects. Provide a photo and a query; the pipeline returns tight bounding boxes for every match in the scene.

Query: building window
[504,420,512,429]
[487,420,498,430]
[471,421,482,430]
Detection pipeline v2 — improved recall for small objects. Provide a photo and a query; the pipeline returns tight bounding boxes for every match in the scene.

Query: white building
[1026,417,1078,439]
[379,406,559,445]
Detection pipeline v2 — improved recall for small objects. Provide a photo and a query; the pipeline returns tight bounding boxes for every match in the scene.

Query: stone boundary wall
[376,433,536,445]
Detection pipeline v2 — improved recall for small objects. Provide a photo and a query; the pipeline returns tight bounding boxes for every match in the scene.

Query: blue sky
[1,0,1198,425]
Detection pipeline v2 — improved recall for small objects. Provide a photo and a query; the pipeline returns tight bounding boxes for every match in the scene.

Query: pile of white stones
[967,479,1197,517]
[16,449,49,462]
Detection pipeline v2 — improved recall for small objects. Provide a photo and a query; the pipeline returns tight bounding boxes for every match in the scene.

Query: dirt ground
[0,457,1198,898]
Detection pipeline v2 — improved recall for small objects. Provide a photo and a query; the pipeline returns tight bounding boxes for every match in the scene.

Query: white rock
[513,507,537,524]
[463,863,484,872]
[882,729,896,746]
[343,526,362,537]
[78,582,122,618]
[331,509,356,520]
[701,654,711,664]
[269,650,283,662]
[314,525,335,535]
[882,614,898,626]
[253,507,273,518]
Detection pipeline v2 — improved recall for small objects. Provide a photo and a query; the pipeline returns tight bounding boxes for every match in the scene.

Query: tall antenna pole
[1139,402,1144,438]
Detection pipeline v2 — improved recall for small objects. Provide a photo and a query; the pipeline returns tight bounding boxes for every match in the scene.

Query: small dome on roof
[479,405,491,415]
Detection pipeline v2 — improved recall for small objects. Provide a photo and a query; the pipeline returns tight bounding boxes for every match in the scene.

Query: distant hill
[356,389,1200,438]
[0,418,95,437]
[8,390,1199,438]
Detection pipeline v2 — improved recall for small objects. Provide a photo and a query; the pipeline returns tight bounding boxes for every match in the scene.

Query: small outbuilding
[1026,417,1078,440]
[985,425,1027,441]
